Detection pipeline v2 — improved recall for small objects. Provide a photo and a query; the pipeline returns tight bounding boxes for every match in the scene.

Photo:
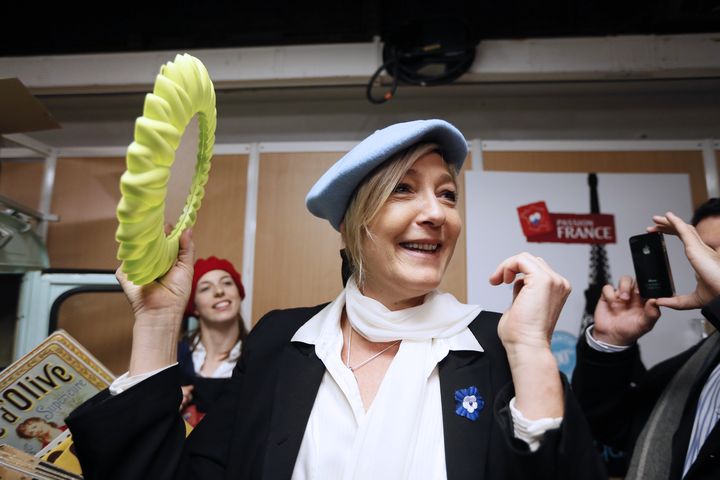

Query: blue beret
[305,119,468,231]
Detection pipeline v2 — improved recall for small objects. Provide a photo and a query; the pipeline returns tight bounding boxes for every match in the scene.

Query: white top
[189,337,242,378]
[289,292,560,480]
[109,338,240,395]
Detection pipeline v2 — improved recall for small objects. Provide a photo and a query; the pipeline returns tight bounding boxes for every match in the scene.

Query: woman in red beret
[178,256,247,425]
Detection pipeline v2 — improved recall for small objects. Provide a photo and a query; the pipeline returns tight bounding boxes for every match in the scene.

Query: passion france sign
[517,201,616,244]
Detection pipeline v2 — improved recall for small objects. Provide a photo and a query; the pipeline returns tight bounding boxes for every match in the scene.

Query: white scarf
[344,277,482,342]
[340,278,482,480]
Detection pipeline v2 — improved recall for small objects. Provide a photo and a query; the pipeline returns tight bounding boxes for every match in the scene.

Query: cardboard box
[0,78,60,135]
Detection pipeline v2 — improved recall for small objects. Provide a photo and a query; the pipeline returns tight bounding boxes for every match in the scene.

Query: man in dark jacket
[573,201,720,480]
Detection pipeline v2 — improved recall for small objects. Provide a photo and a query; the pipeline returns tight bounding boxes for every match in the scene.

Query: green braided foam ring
[116,53,216,285]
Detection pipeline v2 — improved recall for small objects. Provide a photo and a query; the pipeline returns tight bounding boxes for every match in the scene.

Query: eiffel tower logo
[580,173,612,334]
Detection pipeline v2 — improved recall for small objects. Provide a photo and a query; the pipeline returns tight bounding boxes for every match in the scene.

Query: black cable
[366,42,476,104]
[393,45,475,86]
[366,58,399,104]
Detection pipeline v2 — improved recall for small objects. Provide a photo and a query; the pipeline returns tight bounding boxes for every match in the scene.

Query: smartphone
[629,232,675,298]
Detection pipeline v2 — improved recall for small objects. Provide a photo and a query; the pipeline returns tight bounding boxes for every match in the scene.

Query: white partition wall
[466,170,698,371]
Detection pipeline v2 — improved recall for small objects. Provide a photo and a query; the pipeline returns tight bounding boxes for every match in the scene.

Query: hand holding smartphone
[629,232,675,299]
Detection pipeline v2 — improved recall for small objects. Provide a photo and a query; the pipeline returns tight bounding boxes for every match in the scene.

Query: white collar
[192,336,242,362]
[291,289,483,355]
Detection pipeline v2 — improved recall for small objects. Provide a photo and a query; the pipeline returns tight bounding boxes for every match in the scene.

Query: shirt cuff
[509,397,563,452]
[109,362,178,395]
[585,325,631,353]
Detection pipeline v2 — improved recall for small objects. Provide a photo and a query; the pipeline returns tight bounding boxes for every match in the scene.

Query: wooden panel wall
[0,160,45,211]
[483,151,708,208]
[46,155,248,269]
[189,155,248,270]
[47,157,125,269]
[253,152,343,322]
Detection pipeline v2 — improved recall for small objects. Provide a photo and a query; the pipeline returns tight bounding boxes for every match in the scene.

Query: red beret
[185,256,245,316]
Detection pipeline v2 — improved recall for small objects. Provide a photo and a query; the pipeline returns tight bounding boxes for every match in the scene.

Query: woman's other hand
[490,252,571,352]
[489,252,569,419]
[591,275,661,346]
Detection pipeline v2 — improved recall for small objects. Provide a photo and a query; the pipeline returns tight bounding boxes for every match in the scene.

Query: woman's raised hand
[116,228,195,323]
[119,227,195,376]
[490,252,571,353]
[489,252,570,419]
[650,211,720,310]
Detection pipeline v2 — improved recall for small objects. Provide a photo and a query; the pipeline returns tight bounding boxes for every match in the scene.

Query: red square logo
[517,201,553,237]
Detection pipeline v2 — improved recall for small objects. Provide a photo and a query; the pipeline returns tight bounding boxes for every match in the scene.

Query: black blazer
[68,306,606,480]
[572,301,720,480]
[177,337,235,414]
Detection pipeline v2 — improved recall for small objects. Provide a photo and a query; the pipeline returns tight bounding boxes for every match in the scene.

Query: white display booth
[466,170,700,371]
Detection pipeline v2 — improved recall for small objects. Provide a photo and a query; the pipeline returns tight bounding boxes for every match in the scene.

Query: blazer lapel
[439,349,493,480]
[261,341,325,480]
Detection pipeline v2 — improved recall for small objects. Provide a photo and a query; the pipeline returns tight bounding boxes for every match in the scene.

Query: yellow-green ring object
[116,53,216,284]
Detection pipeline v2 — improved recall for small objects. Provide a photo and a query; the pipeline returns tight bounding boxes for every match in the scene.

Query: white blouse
[289,295,559,480]
[189,337,242,378]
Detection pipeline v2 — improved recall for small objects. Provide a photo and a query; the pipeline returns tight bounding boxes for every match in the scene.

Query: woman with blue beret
[67,119,606,479]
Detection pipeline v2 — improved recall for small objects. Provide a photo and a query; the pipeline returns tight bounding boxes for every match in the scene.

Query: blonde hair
[341,143,457,285]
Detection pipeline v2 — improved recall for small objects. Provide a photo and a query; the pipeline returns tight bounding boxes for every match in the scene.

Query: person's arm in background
[589,275,661,347]
[573,211,720,449]
[572,276,676,451]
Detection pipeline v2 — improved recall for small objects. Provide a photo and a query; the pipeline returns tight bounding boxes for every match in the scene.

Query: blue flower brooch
[455,386,484,421]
